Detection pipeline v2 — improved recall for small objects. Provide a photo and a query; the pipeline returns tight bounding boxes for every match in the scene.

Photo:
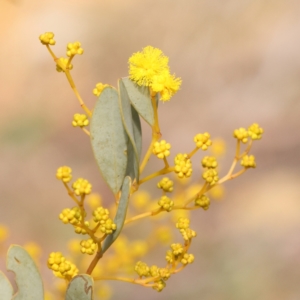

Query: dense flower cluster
[152,140,171,159]
[194,133,212,150]
[66,42,84,57]
[72,178,92,196]
[174,154,192,178]
[56,166,72,183]
[47,252,78,279]
[72,114,89,127]
[157,177,174,192]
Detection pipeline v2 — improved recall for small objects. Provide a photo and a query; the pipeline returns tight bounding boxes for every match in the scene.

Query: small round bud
[202,169,219,186]
[194,133,212,150]
[158,195,174,212]
[174,153,192,178]
[134,261,150,277]
[66,42,84,57]
[202,156,218,168]
[56,166,72,183]
[72,114,89,127]
[93,83,109,97]
[72,178,92,196]
[157,177,174,192]
[233,128,248,143]
[56,57,73,73]
[39,32,56,45]
[80,239,97,255]
[241,155,256,168]
[248,123,263,140]
[195,194,210,210]
[152,140,171,159]
[181,253,195,265]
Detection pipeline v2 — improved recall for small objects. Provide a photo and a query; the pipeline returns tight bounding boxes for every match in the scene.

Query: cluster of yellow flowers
[38,32,264,299]
[47,252,78,279]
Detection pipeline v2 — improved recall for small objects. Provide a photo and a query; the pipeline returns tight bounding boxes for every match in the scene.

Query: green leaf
[121,77,155,126]
[65,275,94,300]
[118,79,141,181]
[0,271,13,299]
[131,105,142,161]
[102,176,131,254]
[6,245,44,299]
[90,87,128,194]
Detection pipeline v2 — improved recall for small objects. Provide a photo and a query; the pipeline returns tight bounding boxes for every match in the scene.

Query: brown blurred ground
[0,0,300,299]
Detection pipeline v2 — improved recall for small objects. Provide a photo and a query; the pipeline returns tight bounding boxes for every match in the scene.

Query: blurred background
[1,0,300,299]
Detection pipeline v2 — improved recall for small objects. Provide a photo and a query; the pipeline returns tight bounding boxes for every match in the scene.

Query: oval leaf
[121,77,154,126]
[90,87,128,194]
[118,79,141,181]
[65,275,94,300]
[102,176,131,254]
[131,105,142,161]
[0,271,13,299]
[7,245,44,300]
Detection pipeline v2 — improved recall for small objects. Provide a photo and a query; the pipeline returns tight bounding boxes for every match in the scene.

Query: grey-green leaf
[118,79,141,181]
[102,176,131,254]
[65,275,94,300]
[0,271,13,299]
[7,245,44,299]
[90,87,128,194]
[121,77,154,126]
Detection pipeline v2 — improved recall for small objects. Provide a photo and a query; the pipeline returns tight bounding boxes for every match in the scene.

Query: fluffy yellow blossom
[233,128,248,143]
[195,194,210,210]
[56,166,72,183]
[248,123,264,140]
[202,169,219,186]
[152,140,171,159]
[128,46,181,101]
[151,70,182,102]
[56,57,73,73]
[66,42,84,57]
[72,178,92,196]
[241,155,256,168]
[93,83,109,97]
[80,238,97,255]
[39,32,55,45]
[202,156,218,168]
[158,195,174,212]
[194,133,212,150]
[129,46,169,86]
[174,154,192,178]
[72,114,89,127]
[157,177,174,192]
